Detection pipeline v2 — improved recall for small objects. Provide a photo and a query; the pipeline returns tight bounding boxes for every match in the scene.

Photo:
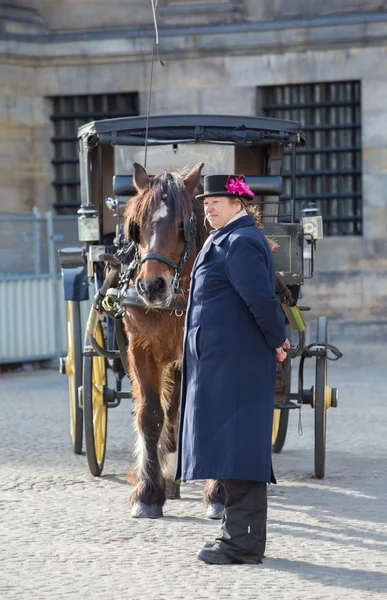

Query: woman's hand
[275,338,290,362]
[282,338,290,350]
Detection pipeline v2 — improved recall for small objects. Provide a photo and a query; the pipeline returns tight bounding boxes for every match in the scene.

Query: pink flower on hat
[225,174,254,197]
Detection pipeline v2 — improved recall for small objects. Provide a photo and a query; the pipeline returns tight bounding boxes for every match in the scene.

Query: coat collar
[211,215,255,245]
[192,215,255,273]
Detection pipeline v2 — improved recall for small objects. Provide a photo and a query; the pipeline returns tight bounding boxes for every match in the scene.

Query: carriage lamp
[300,202,323,279]
[77,205,100,242]
[300,202,323,240]
[105,197,124,247]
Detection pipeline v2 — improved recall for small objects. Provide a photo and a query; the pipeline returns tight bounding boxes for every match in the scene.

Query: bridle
[130,213,197,294]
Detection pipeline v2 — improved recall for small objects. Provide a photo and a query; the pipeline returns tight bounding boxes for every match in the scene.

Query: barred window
[261,82,362,235]
[50,93,139,214]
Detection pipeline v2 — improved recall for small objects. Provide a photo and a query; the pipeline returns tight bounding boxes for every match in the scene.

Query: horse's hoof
[131,502,164,519]
[166,480,180,500]
[206,503,224,519]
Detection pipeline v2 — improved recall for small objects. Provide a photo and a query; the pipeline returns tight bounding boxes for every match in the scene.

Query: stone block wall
[245,0,387,21]
[0,63,55,212]
[25,0,387,31]
[29,0,155,30]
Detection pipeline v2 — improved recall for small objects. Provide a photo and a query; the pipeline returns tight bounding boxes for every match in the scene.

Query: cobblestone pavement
[1,362,386,600]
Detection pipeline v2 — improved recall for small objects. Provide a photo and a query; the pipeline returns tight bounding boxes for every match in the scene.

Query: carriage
[59,114,342,487]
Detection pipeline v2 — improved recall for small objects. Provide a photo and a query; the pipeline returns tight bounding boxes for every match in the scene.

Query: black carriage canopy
[77,114,306,148]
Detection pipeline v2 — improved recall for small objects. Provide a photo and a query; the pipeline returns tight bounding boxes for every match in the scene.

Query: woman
[175,174,289,565]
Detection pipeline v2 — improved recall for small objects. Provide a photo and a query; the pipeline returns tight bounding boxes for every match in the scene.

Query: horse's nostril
[137,278,146,293]
[137,277,167,300]
[155,277,166,293]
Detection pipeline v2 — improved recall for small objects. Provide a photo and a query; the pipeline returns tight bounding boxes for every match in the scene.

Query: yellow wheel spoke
[69,380,75,440]
[272,409,280,445]
[66,303,77,445]
[94,358,100,381]
[67,304,74,363]
[93,402,101,425]
[90,325,107,467]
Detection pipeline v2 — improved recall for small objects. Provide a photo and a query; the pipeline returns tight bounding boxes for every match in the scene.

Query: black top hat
[196,174,255,200]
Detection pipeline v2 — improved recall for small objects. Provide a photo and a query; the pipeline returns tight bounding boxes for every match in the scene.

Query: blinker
[184,214,196,243]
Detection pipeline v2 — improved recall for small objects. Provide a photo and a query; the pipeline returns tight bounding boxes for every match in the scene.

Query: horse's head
[124,162,204,307]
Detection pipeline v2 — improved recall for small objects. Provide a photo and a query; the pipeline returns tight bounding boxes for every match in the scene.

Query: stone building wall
[22,0,154,30]
[1,1,387,333]
[25,0,387,29]
[246,0,387,21]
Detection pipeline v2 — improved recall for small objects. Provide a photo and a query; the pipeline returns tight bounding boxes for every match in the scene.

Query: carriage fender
[58,247,89,302]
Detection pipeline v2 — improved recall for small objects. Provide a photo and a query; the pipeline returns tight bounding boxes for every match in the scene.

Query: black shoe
[197,548,236,565]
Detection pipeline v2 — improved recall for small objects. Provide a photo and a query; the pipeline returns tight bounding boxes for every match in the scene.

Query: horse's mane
[124,168,207,251]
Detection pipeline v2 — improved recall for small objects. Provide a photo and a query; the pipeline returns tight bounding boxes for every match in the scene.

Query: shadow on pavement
[264,557,387,594]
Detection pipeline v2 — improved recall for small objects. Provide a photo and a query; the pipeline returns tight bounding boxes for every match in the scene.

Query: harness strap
[114,319,131,378]
[140,252,178,270]
[303,343,343,361]
[123,284,188,312]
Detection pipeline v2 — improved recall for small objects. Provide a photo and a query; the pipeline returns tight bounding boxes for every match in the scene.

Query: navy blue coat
[175,215,286,484]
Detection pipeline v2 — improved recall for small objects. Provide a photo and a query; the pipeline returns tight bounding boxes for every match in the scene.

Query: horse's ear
[133,162,150,192]
[184,162,204,194]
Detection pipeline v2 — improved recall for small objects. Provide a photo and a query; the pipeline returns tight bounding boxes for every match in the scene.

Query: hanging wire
[150,0,164,65]
[298,407,303,436]
[144,37,156,169]
[144,0,165,168]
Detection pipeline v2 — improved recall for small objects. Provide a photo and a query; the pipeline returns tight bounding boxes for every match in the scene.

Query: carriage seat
[112,175,283,197]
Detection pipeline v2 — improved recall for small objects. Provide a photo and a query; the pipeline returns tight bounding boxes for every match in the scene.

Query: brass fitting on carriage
[312,385,339,410]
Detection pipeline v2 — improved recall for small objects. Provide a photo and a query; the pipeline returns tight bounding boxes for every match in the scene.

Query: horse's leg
[203,479,226,519]
[129,346,166,519]
[162,365,181,500]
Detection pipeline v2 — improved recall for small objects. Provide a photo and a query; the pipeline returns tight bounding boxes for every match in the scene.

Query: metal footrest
[274,401,300,410]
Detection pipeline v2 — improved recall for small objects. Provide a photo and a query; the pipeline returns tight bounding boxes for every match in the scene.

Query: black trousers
[215,479,267,564]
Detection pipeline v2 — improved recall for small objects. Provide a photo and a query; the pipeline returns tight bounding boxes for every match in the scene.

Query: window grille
[50,93,139,214]
[261,81,362,235]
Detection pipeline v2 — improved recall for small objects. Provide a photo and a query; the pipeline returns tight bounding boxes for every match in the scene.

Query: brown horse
[123,162,225,518]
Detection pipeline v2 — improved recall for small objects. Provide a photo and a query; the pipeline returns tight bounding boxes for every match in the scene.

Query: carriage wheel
[272,350,291,453]
[314,317,328,479]
[272,409,290,453]
[62,301,83,455]
[83,323,108,477]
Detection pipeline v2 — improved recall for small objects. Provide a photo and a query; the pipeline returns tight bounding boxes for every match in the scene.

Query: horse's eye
[177,222,184,230]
